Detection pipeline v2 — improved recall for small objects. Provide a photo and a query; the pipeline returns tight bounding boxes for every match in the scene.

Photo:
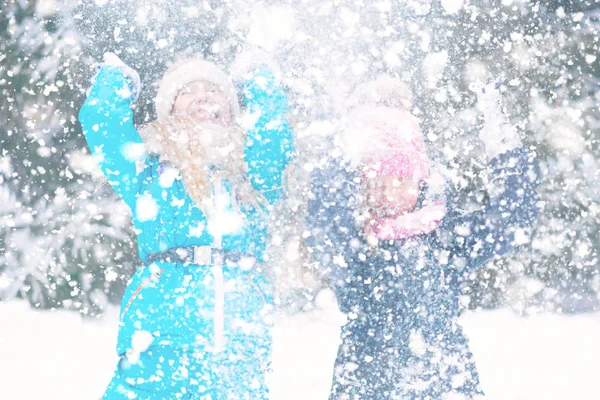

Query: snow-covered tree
[1,0,599,314]
[0,0,139,315]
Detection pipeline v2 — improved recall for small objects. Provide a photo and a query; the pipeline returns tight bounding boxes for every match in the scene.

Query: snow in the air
[2,0,600,399]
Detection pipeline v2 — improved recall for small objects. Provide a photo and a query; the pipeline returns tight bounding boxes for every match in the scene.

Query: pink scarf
[372,202,447,240]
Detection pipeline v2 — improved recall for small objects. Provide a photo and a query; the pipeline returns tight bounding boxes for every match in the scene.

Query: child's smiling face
[172,81,232,125]
[366,175,420,217]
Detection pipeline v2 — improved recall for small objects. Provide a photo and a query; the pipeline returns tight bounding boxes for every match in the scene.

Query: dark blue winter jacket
[306,147,539,399]
[307,147,540,315]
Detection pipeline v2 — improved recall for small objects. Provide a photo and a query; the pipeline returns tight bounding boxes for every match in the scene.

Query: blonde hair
[139,115,268,214]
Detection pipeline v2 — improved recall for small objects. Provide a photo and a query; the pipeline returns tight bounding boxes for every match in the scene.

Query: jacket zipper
[212,179,226,353]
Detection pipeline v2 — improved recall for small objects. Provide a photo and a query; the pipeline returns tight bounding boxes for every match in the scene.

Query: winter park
[2,0,600,399]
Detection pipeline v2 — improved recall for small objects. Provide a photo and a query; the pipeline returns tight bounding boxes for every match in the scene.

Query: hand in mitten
[93,52,142,103]
[475,77,521,158]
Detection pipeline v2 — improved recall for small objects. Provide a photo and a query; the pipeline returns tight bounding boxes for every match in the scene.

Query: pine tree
[0,0,138,315]
[0,0,237,315]
[1,0,598,315]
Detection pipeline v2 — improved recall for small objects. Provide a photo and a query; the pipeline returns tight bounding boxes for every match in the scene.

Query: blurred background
[1,0,599,318]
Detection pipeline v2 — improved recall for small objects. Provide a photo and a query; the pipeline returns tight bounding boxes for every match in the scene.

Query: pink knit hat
[342,77,430,181]
[358,107,429,180]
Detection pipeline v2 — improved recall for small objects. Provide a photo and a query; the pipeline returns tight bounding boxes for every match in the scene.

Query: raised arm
[305,157,364,287]
[440,79,540,272]
[241,64,294,205]
[78,59,147,211]
[440,148,540,272]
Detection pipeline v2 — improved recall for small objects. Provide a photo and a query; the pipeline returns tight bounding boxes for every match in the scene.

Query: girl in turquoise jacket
[79,51,294,399]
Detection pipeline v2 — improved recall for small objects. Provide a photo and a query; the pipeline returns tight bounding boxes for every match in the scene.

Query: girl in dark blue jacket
[306,77,539,399]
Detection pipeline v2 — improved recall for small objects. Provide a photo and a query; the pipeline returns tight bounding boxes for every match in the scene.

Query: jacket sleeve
[78,67,147,211]
[243,66,294,205]
[439,147,540,273]
[305,159,364,287]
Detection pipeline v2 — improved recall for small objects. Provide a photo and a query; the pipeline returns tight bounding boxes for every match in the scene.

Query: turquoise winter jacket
[79,66,294,263]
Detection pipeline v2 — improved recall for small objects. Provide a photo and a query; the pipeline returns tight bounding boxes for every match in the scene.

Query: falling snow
[1,0,600,398]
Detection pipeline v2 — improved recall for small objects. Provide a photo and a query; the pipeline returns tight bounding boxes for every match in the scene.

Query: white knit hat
[155,57,241,121]
[347,75,414,111]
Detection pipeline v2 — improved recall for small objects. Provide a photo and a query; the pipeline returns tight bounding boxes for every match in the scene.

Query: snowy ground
[1,297,600,399]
